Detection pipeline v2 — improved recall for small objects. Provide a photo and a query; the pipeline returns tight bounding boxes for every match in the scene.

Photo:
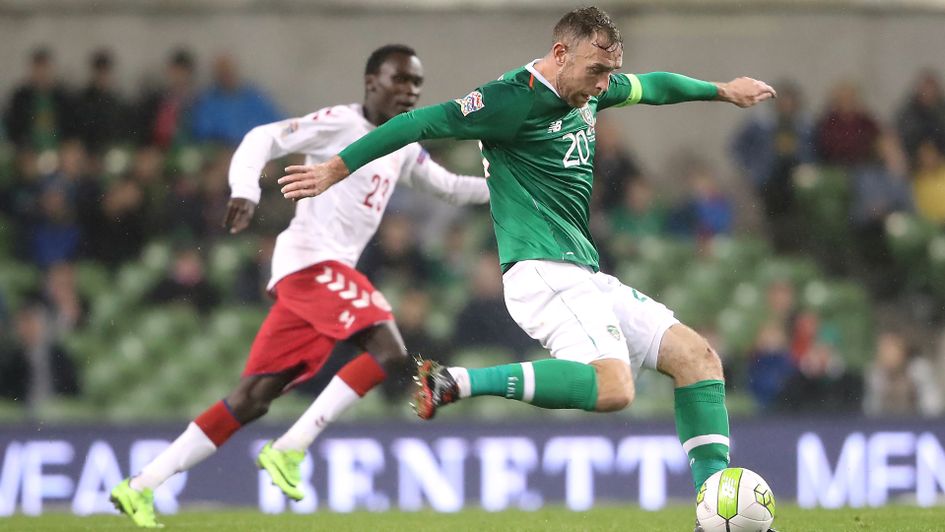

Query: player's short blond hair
[552,6,622,52]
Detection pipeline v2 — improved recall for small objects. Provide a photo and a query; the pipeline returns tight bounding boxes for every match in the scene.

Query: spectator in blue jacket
[731,81,815,250]
[190,54,282,146]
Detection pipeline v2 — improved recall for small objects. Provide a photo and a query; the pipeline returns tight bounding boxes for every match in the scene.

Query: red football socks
[194,400,242,447]
[337,352,387,396]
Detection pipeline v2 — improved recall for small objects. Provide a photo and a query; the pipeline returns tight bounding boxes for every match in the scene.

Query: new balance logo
[548,120,562,133]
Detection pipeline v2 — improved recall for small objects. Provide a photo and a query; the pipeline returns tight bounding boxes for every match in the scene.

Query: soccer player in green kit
[279,7,776,528]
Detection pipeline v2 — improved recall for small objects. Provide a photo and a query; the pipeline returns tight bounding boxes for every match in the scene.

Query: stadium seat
[34,399,97,423]
[0,215,14,258]
[116,262,162,303]
[794,166,854,267]
[0,141,14,185]
[208,238,255,293]
[167,144,207,175]
[681,261,732,319]
[636,236,694,290]
[101,145,134,181]
[140,240,172,273]
[722,390,759,417]
[108,384,167,421]
[206,308,263,370]
[0,260,39,307]
[755,257,819,288]
[716,305,765,356]
[135,306,201,357]
[87,290,137,333]
[730,281,764,314]
[885,212,935,287]
[660,285,704,328]
[83,358,125,404]
[75,261,110,299]
[708,236,770,274]
[928,235,945,299]
[432,282,468,316]
[185,380,235,419]
[616,261,659,296]
[451,346,514,369]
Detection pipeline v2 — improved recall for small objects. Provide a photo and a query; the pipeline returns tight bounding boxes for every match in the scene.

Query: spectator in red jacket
[815,81,880,167]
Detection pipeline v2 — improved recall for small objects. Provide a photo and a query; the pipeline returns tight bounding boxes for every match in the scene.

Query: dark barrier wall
[1,418,944,515]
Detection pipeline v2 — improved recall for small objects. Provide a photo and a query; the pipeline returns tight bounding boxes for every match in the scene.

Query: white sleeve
[228,111,338,203]
[400,145,490,206]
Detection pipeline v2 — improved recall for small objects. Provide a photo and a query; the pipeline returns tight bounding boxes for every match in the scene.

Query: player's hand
[222,197,257,234]
[278,156,350,201]
[716,77,777,108]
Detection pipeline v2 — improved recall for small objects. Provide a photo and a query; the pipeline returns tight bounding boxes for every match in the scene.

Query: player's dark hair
[364,44,417,76]
[553,6,622,52]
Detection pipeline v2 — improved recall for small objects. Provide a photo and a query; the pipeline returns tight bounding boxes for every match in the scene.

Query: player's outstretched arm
[620,72,775,108]
[279,156,351,201]
[714,77,777,108]
[402,149,489,206]
[279,86,525,201]
[228,112,337,219]
[278,104,451,201]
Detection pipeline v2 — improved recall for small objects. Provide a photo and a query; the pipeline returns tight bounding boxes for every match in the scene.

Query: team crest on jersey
[455,90,485,116]
[579,105,596,126]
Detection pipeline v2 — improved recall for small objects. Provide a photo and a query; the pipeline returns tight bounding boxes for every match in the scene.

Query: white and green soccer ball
[696,467,775,532]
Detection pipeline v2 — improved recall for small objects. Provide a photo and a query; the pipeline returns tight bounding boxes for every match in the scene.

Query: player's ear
[552,42,568,66]
[364,74,377,92]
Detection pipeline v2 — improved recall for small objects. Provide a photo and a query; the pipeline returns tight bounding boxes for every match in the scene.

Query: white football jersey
[228,103,489,291]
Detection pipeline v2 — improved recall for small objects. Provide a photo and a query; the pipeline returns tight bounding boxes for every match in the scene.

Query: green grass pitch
[4,504,945,531]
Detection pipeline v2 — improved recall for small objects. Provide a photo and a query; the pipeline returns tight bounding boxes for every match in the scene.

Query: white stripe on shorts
[682,434,730,455]
[521,362,535,403]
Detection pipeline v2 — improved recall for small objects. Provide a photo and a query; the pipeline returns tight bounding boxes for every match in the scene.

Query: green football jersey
[337,67,715,272]
[441,65,640,271]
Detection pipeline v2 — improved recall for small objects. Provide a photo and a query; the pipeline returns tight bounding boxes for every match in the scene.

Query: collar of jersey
[525,60,561,98]
[352,103,377,131]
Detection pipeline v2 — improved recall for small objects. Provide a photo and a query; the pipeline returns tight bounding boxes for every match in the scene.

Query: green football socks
[674,380,731,492]
[466,359,598,411]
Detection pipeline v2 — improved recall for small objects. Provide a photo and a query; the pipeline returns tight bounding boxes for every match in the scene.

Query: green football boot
[257,440,305,501]
[110,478,163,528]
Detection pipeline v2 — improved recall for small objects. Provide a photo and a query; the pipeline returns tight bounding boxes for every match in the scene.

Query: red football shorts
[242,261,393,390]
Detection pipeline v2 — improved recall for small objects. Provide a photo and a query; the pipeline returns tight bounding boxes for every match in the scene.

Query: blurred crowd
[0,45,944,420]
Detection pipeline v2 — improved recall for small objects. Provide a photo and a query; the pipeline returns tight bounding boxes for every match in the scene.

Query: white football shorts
[502,259,679,375]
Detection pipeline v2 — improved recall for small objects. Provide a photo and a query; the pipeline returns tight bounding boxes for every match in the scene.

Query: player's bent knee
[683,340,723,383]
[658,325,724,385]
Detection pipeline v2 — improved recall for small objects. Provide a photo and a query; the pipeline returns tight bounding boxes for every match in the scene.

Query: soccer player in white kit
[110,44,489,528]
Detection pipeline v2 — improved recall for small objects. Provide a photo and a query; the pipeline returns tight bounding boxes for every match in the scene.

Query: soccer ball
[696,467,775,532]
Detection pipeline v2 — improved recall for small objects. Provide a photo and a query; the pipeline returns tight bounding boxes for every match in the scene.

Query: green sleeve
[339,80,532,172]
[609,72,718,108]
[596,72,636,110]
